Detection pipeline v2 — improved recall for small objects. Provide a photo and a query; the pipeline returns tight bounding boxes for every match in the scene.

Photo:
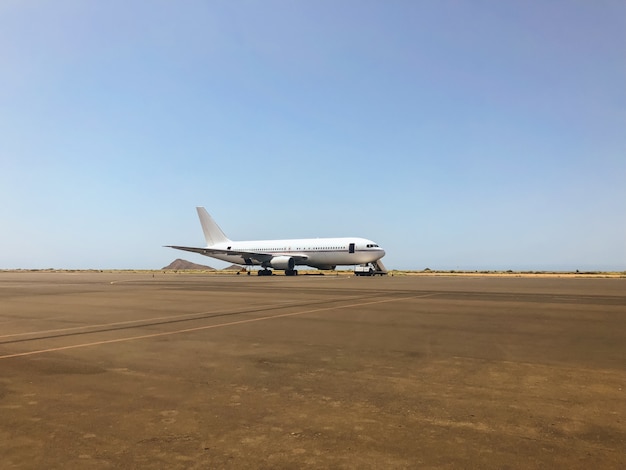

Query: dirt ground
[0,272,624,469]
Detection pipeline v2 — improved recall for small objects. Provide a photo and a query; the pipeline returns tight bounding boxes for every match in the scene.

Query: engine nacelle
[269,256,295,270]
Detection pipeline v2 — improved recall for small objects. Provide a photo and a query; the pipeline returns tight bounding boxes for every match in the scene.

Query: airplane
[166,207,387,276]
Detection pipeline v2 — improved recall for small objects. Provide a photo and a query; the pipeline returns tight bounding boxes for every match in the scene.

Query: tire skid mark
[0,296,368,344]
[0,294,435,360]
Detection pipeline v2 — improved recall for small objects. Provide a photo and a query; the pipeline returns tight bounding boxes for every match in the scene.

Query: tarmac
[0,271,624,469]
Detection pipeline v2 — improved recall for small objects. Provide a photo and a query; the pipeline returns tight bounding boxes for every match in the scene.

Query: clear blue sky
[1,1,624,271]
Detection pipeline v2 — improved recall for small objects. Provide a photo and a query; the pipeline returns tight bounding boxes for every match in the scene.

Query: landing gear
[285,269,298,276]
[258,269,273,276]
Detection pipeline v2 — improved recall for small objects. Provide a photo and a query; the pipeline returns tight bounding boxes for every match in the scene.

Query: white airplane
[166,207,387,276]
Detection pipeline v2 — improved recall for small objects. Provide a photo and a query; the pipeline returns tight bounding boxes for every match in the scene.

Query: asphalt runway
[1,272,624,469]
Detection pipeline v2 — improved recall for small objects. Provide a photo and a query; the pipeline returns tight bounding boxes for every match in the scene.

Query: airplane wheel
[285,269,298,276]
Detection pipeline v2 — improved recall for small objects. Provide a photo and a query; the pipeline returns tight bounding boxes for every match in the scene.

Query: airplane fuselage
[212,237,384,269]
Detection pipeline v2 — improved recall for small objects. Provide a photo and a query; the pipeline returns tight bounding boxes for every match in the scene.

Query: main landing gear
[257,269,299,276]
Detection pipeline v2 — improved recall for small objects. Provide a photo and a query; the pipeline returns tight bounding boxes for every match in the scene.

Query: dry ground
[0,272,624,469]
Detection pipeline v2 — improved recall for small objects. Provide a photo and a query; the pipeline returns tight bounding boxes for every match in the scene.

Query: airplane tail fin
[196,207,231,246]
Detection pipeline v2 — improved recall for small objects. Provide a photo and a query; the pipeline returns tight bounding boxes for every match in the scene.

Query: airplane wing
[165,245,308,265]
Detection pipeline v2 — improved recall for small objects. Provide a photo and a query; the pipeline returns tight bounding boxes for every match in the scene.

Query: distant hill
[162,259,216,270]
[222,264,245,271]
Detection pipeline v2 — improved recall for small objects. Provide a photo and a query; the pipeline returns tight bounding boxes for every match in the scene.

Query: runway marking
[0,294,435,360]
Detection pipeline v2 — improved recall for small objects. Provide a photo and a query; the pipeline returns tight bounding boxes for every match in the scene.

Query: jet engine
[268,256,295,270]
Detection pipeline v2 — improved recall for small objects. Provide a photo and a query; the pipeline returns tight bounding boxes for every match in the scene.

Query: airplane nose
[380,249,386,257]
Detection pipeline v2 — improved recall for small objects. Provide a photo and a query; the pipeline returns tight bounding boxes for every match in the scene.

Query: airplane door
[349,243,355,254]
